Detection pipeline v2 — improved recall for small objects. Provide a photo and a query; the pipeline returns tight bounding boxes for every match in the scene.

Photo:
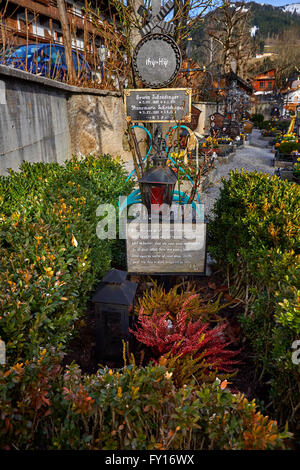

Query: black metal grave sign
[124,88,191,123]
[133,33,181,88]
[133,0,181,88]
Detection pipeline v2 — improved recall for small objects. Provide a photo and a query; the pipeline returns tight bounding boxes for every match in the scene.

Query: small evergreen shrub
[0,155,133,364]
[208,170,300,429]
[0,349,291,450]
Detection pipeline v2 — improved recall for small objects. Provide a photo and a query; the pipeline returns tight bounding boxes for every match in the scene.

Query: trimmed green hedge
[0,163,293,450]
[0,155,133,364]
[208,170,300,428]
[0,350,291,450]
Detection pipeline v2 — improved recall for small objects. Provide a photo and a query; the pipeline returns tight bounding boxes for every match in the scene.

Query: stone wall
[67,92,132,160]
[0,65,131,175]
[251,96,278,120]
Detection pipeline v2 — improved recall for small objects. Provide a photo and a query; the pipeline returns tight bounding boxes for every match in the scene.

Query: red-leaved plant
[130,296,240,377]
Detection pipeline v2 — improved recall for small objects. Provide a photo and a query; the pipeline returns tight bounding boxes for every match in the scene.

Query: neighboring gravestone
[209,112,225,130]
[222,119,240,139]
[242,120,254,134]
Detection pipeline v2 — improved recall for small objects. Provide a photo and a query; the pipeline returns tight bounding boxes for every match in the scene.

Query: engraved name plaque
[126,216,206,275]
[124,88,191,123]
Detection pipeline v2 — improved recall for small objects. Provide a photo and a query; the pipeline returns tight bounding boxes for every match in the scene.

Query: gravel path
[200,129,275,218]
[123,129,275,219]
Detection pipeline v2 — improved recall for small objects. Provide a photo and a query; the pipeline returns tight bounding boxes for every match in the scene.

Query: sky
[245,1,300,6]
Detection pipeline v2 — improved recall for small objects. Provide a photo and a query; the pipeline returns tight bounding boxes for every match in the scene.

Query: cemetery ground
[200,128,274,216]
[0,131,299,450]
[64,129,279,394]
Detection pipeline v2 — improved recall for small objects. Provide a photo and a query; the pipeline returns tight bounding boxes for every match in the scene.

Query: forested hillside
[249,2,300,39]
[191,1,300,80]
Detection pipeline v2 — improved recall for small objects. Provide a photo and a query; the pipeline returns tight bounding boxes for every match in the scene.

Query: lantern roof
[102,268,127,284]
[92,279,137,306]
[92,269,137,306]
[139,165,177,185]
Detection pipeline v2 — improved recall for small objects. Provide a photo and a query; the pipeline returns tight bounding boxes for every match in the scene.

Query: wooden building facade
[0,1,114,56]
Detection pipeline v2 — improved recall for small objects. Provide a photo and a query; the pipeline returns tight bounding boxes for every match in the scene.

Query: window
[259,81,264,88]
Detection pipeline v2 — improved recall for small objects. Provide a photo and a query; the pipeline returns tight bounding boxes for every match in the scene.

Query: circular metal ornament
[132,33,182,88]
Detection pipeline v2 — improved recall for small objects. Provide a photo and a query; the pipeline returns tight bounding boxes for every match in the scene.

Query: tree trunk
[128,0,143,50]
[57,0,75,81]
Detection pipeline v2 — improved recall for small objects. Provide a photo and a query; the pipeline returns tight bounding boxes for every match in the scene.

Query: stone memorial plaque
[124,88,191,123]
[133,33,182,88]
[126,219,206,274]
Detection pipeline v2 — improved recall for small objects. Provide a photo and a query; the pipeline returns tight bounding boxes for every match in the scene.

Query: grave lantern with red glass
[139,132,177,214]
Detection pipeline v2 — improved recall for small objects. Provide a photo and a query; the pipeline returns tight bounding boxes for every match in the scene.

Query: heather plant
[131,301,240,385]
[136,281,227,323]
[0,349,291,450]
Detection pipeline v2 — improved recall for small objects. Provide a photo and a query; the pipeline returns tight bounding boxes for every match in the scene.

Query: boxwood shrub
[208,170,300,430]
[0,349,291,450]
[0,155,133,364]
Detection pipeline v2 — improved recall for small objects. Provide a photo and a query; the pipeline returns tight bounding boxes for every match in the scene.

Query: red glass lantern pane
[151,186,164,207]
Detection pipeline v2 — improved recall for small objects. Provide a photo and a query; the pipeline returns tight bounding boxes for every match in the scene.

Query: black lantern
[139,130,177,214]
[91,269,137,361]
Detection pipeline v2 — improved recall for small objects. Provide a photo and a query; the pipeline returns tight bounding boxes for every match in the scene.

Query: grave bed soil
[63,269,269,407]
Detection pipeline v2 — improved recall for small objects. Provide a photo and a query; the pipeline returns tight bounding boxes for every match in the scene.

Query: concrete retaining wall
[0,65,131,175]
[0,66,71,174]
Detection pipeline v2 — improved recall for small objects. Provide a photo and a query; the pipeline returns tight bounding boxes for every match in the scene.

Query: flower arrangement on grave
[217,137,233,145]
[275,134,300,156]
[262,123,279,137]
[205,136,219,149]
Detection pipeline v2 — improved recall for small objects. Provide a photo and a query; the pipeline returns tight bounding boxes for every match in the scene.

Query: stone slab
[126,219,206,274]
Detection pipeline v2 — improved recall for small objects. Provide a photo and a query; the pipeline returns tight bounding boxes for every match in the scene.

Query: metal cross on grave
[140,0,175,36]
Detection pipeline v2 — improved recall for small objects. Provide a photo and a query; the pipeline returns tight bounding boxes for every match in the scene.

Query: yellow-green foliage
[136,280,228,323]
[208,170,300,428]
[0,156,133,364]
